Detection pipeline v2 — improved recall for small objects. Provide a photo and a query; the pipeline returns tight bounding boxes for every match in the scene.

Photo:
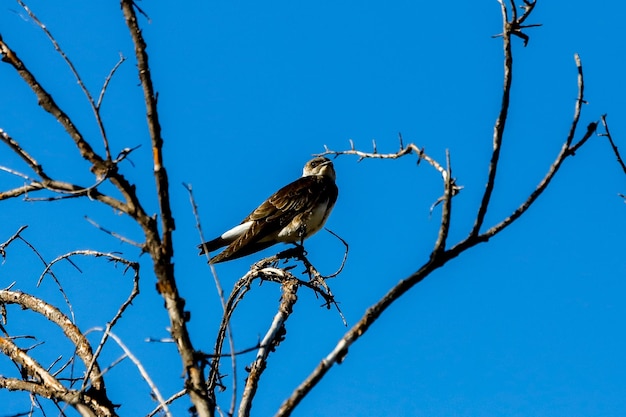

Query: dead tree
[0,1,621,417]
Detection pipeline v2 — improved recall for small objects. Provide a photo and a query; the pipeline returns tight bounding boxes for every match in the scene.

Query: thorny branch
[319,137,462,211]
[239,274,299,417]
[318,134,463,198]
[207,249,343,414]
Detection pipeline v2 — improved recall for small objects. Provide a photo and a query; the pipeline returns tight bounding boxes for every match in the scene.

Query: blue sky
[1,1,625,416]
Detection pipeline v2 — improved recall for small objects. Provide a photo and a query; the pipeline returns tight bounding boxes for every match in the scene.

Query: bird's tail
[197,237,229,255]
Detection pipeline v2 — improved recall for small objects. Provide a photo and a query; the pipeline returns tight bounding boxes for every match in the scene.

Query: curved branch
[0,334,115,417]
[239,275,299,417]
[0,291,104,391]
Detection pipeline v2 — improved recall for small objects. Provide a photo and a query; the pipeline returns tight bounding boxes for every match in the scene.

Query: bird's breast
[275,199,331,242]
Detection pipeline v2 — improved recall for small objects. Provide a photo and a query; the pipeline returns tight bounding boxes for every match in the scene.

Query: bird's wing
[209,176,336,263]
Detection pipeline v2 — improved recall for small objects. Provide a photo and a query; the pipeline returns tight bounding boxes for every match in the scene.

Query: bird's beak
[320,159,332,168]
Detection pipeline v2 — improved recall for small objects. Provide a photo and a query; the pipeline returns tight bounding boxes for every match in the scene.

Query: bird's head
[302,156,335,180]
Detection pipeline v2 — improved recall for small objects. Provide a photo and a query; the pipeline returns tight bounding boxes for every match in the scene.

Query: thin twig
[0,127,130,214]
[97,53,126,111]
[10,233,76,323]
[184,182,238,415]
[81,255,139,393]
[321,228,349,278]
[84,216,143,248]
[599,114,626,174]
[16,0,113,160]
[209,271,258,395]
[0,225,28,260]
[87,328,171,417]
[146,389,187,417]
[0,128,49,180]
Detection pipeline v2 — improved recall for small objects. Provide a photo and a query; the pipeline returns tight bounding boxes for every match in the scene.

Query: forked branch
[276,2,605,416]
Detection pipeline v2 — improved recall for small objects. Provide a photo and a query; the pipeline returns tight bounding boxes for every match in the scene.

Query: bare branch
[564,53,586,150]
[0,33,102,167]
[471,55,594,241]
[80,255,140,393]
[0,128,49,180]
[209,249,345,412]
[0,225,28,260]
[119,3,208,415]
[97,53,127,111]
[278,6,602,417]
[321,228,349,279]
[84,216,144,248]
[0,34,156,232]
[0,299,118,415]
[0,290,104,391]
[239,275,299,417]
[209,270,258,394]
[17,0,115,160]
[0,375,103,417]
[431,150,453,259]
[318,140,462,196]
[119,0,174,247]
[599,114,626,175]
[0,128,132,214]
[275,258,441,417]
[185,182,238,415]
[470,0,515,237]
[88,328,171,417]
[146,389,187,417]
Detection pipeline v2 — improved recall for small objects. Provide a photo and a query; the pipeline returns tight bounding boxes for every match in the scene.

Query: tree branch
[0,290,105,392]
[239,275,299,417]
[277,3,602,416]
[118,2,209,415]
[599,114,626,175]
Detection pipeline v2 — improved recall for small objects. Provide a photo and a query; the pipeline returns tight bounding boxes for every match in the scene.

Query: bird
[198,156,338,264]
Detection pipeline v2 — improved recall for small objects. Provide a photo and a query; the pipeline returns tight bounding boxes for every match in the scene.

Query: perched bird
[199,156,338,264]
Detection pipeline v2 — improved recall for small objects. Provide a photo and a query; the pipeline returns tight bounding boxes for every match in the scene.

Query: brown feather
[208,175,337,263]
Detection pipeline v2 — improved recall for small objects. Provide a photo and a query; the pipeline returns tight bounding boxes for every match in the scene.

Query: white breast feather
[276,200,329,242]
